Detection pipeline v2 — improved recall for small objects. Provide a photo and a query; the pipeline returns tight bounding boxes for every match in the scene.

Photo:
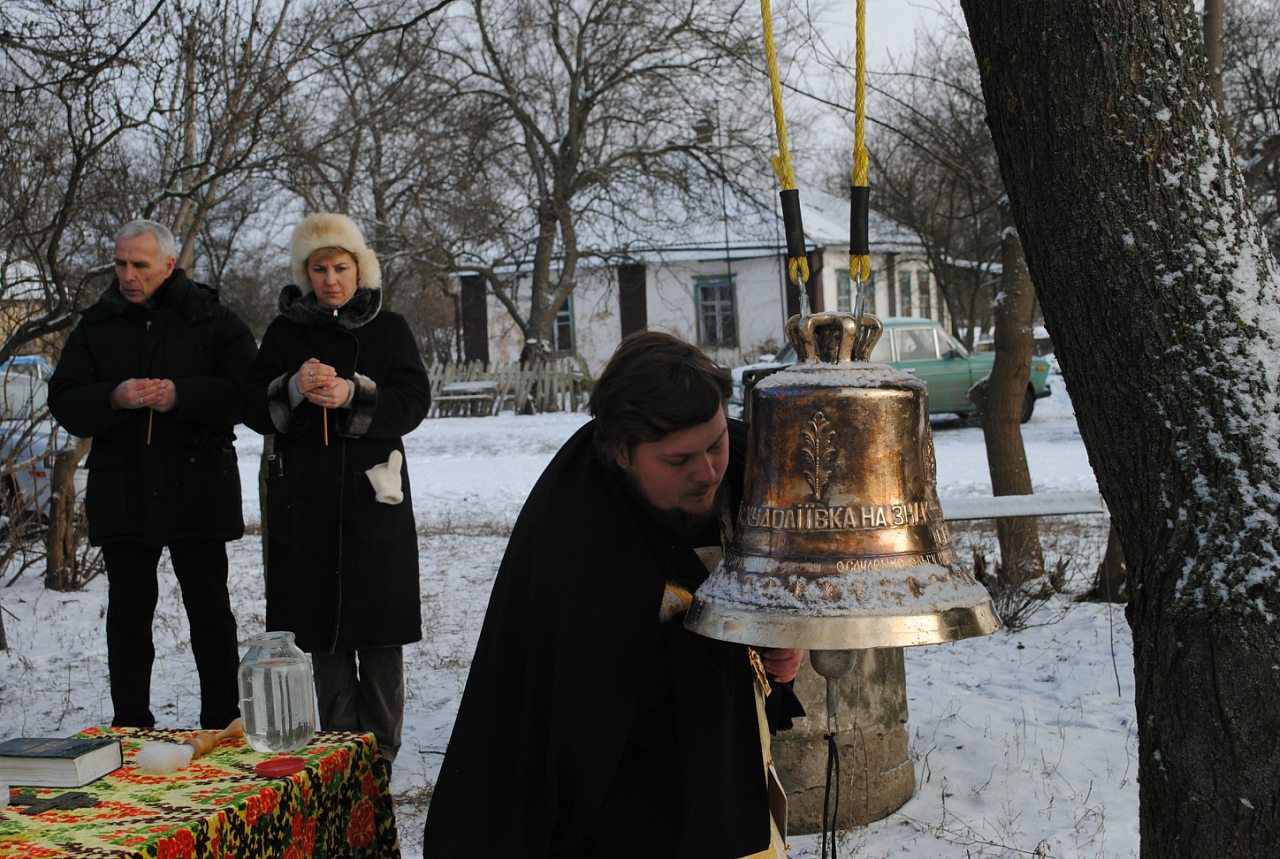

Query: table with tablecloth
[0,725,399,858]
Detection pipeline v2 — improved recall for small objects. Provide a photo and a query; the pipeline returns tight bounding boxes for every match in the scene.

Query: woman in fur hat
[243,212,431,769]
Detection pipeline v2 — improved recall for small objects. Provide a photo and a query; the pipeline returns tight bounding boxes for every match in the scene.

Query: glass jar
[237,631,317,754]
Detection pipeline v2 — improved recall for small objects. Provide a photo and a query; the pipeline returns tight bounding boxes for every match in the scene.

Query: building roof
[457,181,924,275]
[598,184,924,264]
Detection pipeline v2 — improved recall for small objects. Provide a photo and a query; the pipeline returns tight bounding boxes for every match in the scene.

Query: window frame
[552,294,575,354]
[695,273,739,348]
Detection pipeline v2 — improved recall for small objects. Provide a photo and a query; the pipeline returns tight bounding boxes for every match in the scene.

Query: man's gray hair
[116,219,176,261]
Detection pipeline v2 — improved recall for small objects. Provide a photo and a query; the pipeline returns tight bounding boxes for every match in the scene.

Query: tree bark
[1204,0,1226,115]
[973,203,1043,587]
[1086,523,1129,603]
[44,436,92,592]
[961,2,1280,855]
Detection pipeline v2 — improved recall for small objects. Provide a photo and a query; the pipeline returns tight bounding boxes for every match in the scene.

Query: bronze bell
[686,311,1001,651]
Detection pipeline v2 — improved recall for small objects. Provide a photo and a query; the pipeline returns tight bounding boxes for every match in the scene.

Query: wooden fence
[425,360,588,417]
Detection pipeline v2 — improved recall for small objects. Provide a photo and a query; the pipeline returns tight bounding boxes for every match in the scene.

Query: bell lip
[683,596,1003,650]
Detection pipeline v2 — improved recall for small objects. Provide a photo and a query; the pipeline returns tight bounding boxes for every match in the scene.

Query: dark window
[917,270,931,318]
[460,274,490,364]
[897,270,913,316]
[618,264,647,336]
[696,274,737,346]
[553,295,574,354]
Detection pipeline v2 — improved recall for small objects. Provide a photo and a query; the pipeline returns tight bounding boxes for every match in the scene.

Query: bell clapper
[810,649,859,734]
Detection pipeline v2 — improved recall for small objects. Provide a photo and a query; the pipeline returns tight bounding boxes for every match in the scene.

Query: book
[0,736,123,787]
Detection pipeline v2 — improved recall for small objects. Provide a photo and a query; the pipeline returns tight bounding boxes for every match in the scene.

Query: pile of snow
[0,386,1137,857]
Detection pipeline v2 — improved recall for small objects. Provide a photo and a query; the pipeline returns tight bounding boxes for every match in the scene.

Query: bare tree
[0,0,168,360]
[1,0,331,589]
[1,1,172,586]
[824,21,1046,585]
[857,27,1005,344]
[962,1,1280,854]
[135,0,334,274]
[281,2,477,344]
[430,0,767,367]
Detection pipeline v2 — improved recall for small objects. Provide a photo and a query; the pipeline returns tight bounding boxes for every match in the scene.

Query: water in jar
[238,649,316,754]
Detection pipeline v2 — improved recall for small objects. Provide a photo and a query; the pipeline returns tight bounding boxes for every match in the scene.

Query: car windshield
[754,321,973,367]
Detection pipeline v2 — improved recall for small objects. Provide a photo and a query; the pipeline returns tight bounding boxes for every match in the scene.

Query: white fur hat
[290,213,382,292]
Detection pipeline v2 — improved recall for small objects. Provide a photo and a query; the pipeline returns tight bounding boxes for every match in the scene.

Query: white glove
[365,450,404,504]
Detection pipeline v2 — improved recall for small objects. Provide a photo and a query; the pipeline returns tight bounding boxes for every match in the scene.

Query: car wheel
[1020,388,1035,423]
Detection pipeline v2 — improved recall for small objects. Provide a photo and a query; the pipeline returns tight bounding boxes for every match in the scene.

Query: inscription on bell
[833,548,957,572]
[744,499,935,531]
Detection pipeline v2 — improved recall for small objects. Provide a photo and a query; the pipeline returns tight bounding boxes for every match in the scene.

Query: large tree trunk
[961,2,1280,856]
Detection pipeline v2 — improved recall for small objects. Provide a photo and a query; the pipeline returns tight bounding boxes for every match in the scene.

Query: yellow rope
[760,0,795,191]
[759,0,810,289]
[849,0,871,284]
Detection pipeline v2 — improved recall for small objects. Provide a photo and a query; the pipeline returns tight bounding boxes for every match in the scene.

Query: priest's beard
[621,472,726,541]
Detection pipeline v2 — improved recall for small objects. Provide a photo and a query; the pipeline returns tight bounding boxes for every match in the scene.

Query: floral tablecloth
[0,726,399,858]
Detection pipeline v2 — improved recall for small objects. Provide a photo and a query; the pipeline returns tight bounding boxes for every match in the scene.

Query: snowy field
[0,375,1137,857]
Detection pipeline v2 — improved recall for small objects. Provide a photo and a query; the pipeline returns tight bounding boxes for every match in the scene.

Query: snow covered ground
[0,375,1137,857]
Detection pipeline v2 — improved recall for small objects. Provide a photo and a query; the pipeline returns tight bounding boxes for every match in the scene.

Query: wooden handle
[186,717,246,760]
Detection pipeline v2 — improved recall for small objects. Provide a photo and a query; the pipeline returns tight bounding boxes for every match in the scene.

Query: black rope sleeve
[780,188,807,261]
[850,185,870,257]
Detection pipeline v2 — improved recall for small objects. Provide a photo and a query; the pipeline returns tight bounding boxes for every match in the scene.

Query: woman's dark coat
[48,271,255,546]
[243,285,430,654]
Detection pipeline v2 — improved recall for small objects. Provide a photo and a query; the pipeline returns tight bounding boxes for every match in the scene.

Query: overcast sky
[864,0,962,64]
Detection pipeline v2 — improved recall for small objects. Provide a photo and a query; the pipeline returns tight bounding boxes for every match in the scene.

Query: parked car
[1,359,88,527]
[730,316,1053,423]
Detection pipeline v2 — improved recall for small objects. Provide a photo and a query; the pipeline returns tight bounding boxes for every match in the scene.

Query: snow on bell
[686,311,1001,651]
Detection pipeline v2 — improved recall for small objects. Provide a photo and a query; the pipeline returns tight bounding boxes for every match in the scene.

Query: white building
[459,186,945,376]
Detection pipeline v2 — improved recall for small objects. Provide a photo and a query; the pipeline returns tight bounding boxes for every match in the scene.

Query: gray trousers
[311,646,404,765]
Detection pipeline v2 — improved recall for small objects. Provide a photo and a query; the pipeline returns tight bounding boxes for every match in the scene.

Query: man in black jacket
[423,331,803,857]
[49,220,256,729]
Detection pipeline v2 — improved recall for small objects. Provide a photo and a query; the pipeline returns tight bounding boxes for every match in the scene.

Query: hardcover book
[0,736,123,787]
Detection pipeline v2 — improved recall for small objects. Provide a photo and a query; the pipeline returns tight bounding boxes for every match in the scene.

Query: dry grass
[947,515,1113,631]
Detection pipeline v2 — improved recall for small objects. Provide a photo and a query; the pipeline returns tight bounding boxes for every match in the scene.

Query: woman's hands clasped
[297,357,346,408]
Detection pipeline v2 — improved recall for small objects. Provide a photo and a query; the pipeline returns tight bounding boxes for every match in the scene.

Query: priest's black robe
[422,418,799,857]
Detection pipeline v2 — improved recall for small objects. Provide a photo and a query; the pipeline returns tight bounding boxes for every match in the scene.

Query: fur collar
[276,283,381,330]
